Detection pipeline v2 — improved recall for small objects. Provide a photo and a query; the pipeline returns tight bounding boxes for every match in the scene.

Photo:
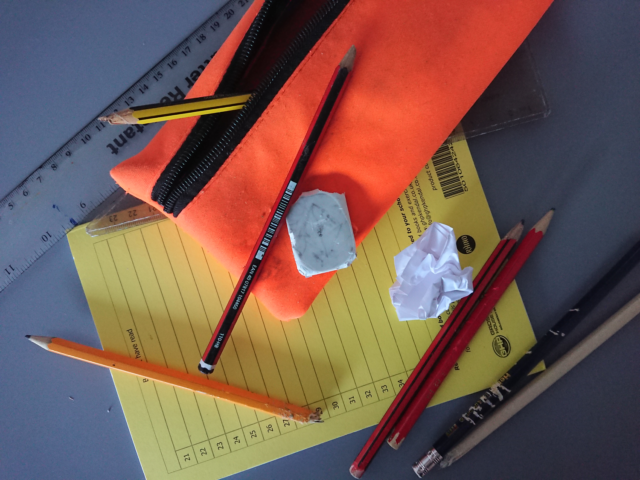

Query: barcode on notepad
[255,181,297,260]
[431,144,465,199]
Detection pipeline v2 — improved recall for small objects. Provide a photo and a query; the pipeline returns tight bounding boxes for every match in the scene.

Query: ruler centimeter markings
[0,0,254,293]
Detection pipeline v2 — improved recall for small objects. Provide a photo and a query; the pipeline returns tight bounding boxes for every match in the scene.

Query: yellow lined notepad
[68,139,538,479]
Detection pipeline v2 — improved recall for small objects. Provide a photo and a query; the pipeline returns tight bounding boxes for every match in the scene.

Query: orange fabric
[111,0,553,320]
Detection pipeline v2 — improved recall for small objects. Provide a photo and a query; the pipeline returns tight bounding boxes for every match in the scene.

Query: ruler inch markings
[0,0,254,293]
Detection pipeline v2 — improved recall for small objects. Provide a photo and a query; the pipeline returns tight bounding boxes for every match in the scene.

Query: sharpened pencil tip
[26,335,53,350]
[309,412,323,423]
[98,109,136,125]
[504,220,525,241]
[25,335,31,339]
[532,209,555,234]
[340,45,356,71]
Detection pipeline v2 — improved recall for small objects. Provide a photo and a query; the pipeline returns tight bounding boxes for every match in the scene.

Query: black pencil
[197,46,356,375]
[413,238,640,476]
[438,291,640,468]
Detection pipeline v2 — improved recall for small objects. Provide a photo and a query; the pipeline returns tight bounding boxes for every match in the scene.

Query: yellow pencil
[27,335,320,424]
[98,92,251,125]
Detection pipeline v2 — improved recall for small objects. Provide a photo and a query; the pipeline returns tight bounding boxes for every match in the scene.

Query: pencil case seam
[181,0,359,215]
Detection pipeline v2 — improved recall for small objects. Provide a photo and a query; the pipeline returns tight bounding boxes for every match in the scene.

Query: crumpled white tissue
[389,222,473,320]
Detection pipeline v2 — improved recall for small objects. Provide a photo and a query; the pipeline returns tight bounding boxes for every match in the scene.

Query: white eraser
[286,190,357,278]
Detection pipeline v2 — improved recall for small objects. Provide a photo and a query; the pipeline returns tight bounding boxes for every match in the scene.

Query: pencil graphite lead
[532,209,555,234]
[99,109,137,125]
[26,335,52,350]
[503,219,525,241]
[309,411,323,423]
[340,45,356,71]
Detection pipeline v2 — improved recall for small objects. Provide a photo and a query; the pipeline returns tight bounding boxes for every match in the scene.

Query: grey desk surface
[1,1,639,479]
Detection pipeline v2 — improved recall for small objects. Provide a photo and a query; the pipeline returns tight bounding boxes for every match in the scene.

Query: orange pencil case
[111,0,553,320]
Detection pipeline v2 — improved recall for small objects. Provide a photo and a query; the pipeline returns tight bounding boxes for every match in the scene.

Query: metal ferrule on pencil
[413,449,443,477]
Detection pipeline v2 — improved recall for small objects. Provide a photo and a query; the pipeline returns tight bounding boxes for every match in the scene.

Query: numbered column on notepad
[243,424,264,446]
[133,377,181,473]
[226,429,248,451]
[350,244,407,377]
[309,293,358,393]
[357,384,379,405]
[241,295,291,403]
[278,417,298,434]
[326,394,347,417]
[333,269,390,382]
[298,308,340,399]
[280,319,324,405]
[374,378,396,400]
[210,434,231,457]
[176,446,197,469]
[259,417,281,439]
[303,400,328,428]
[192,440,215,464]
[391,372,409,394]
[341,389,364,411]
[319,286,374,389]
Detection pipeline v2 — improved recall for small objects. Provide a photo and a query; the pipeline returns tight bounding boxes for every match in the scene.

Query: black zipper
[151,0,283,208]
[156,0,350,216]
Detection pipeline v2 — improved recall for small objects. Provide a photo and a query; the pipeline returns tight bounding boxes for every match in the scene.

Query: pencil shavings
[286,190,356,278]
[390,222,473,320]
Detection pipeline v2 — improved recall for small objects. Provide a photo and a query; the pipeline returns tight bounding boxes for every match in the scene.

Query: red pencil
[349,220,524,479]
[198,46,356,374]
[386,209,554,449]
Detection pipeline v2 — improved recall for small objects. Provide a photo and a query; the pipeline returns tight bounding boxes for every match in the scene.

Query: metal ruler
[0,0,254,293]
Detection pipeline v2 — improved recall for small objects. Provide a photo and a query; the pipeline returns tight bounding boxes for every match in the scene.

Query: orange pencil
[387,209,554,448]
[26,335,320,424]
